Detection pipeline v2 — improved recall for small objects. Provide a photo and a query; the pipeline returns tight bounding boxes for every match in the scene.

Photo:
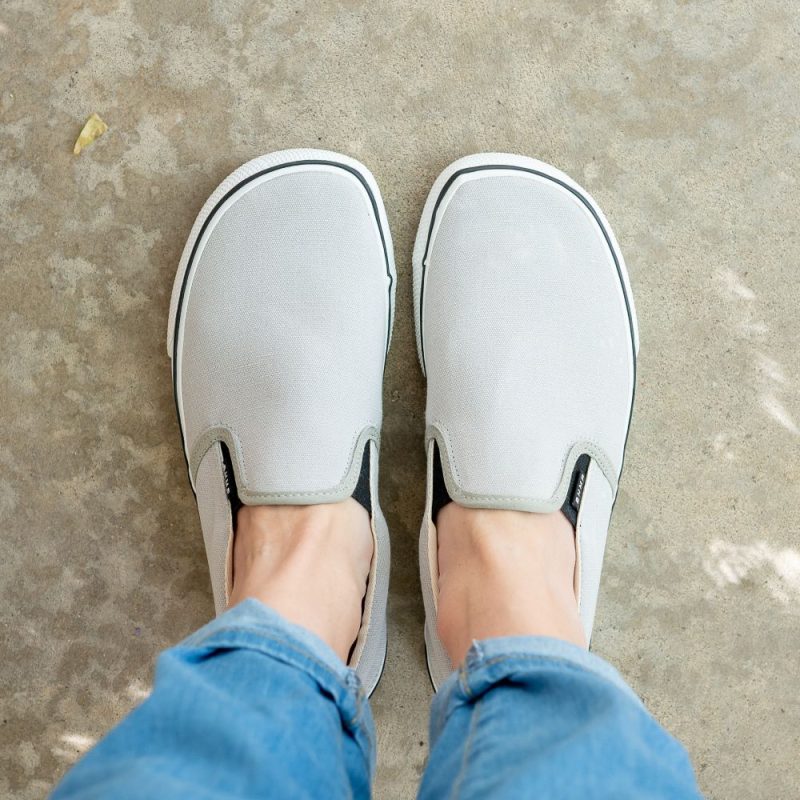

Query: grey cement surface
[2,1,799,797]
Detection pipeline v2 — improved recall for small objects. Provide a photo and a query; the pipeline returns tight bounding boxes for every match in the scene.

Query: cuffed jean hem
[179,598,376,771]
[431,635,640,738]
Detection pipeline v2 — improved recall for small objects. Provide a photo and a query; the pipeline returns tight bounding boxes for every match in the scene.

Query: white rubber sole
[167,149,396,696]
[413,152,640,690]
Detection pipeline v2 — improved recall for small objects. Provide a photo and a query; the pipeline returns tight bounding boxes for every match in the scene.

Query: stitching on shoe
[190,423,380,501]
[428,421,618,504]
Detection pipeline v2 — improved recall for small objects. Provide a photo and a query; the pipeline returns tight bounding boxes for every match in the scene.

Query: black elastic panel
[219,442,243,524]
[561,454,591,531]
[431,442,453,522]
[351,444,372,516]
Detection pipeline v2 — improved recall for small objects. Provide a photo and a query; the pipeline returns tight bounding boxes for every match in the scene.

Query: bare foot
[228,500,373,662]
[436,504,586,667]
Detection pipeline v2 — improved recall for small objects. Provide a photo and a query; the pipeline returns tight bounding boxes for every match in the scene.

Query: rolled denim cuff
[178,599,375,771]
[431,635,640,737]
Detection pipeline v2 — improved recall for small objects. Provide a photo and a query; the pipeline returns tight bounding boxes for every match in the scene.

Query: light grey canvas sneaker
[413,153,639,689]
[167,149,396,695]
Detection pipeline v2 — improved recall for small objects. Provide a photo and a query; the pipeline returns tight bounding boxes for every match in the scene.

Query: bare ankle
[229,501,373,661]
[436,504,586,666]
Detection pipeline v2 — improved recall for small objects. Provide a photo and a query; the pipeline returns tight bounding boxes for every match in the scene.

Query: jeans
[52,599,701,799]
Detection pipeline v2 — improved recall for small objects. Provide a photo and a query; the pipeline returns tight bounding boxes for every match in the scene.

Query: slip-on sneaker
[167,149,396,695]
[413,153,639,690]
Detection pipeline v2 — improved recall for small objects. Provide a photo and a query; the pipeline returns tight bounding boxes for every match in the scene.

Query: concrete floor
[2,1,799,797]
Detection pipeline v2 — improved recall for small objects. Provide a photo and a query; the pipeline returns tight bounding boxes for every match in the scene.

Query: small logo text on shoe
[571,471,586,511]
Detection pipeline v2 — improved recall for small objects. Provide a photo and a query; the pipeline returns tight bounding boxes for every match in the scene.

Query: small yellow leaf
[73,113,108,155]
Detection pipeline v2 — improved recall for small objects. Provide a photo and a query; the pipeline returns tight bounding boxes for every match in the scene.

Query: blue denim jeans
[52,599,701,799]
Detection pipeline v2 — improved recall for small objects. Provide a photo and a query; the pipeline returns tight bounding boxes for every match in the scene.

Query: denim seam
[344,687,375,774]
[185,625,362,727]
[458,663,472,697]
[450,694,483,800]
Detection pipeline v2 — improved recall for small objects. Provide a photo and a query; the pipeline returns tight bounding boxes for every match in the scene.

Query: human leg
[413,154,700,798]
